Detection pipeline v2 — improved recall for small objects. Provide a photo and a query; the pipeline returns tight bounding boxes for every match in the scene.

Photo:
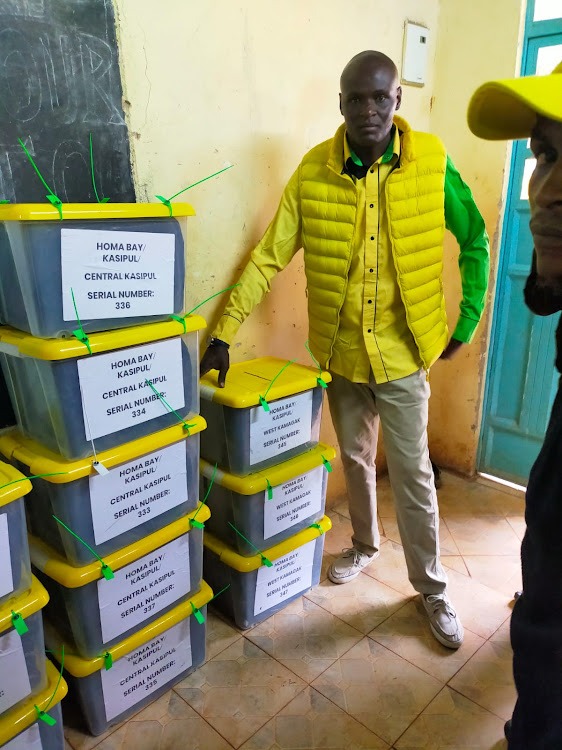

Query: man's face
[340,63,401,148]
[529,116,562,281]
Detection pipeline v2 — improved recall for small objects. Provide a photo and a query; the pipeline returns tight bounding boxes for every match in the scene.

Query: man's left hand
[440,338,465,360]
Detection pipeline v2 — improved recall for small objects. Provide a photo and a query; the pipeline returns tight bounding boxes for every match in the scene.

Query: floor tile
[436,482,509,517]
[506,516,526,541]
[239,686,390,749]
[174,637,305,748]
[462,556,522,598]
[311,637,443,745]
[441,555,469,576]
[322,512,356,556]
[369,598,486,683]
[395,686,507,749]
[332,500,351,520]
[494,492,526,517]
[362,540,416,597]
[207,609,243,660]
[65,717,128,750]
[246,596,363,683]
[305,570,410,634]
[321,553,335,582]
[449,641,516,721]
[444,516,521,556]
[91,691,234,749]
[489,617,512,649]
[444,569,512,640]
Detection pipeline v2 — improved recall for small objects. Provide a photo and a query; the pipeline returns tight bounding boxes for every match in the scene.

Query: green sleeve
[444,155,490,343]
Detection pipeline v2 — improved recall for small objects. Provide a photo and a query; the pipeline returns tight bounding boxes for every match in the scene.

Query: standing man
[201,51,490,649]
[469,61,562,749]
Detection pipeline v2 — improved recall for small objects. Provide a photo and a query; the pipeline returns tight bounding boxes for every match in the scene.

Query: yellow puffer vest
[301,115,448,370]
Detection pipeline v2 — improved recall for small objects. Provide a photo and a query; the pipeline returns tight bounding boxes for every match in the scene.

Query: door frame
[477,0,562,481]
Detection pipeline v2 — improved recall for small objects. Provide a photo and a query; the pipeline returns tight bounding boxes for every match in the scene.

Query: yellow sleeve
[212,166,302,344]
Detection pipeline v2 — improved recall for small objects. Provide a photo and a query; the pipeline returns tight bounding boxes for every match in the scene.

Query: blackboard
[0,0,136,427]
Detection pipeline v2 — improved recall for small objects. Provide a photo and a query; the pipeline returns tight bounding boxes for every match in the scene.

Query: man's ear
[339,92,343,116]
[396,86,402,111]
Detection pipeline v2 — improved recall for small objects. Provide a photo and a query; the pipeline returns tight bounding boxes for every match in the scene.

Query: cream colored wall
[427,0,525,475]
[114,0,441,501]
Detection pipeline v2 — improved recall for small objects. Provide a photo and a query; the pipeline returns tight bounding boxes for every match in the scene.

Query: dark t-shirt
[524,253,562,372]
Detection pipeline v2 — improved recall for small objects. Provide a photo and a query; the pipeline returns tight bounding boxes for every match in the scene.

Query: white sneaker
[422,594,464,649]
[328,547,378,584]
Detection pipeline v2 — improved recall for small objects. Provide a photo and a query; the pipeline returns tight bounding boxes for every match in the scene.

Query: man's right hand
[200,344,230,388]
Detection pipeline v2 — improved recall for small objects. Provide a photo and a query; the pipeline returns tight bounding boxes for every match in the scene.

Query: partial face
[340,62,401,148]
[529,116,562,281]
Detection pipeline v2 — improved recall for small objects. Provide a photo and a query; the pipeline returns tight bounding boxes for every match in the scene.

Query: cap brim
[468,74,562,140]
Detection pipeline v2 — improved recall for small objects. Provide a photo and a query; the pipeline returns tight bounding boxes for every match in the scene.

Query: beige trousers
[327,368,448,595]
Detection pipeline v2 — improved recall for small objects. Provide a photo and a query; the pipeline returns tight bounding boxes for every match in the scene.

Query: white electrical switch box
[402,21,430,86]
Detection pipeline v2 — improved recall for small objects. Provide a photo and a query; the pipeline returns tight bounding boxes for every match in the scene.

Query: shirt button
[370,168,374,173]
[369,203,374,208]
[368,328,372,333]
[370,236,375,241]
[369,268,374,273]
[367,299,372,304]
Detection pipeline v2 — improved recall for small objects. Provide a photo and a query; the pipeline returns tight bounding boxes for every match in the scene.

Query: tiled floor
[64,471,523,749]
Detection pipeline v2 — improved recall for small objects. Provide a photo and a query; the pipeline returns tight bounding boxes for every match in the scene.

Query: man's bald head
[339,51,401,153]
[340,51,399,92]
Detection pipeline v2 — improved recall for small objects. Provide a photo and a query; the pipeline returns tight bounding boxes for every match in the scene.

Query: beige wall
[114,0,440,501]
[427,0,525,475]
[114,0,526,492]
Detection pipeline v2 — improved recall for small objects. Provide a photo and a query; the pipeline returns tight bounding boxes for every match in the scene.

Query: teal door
[478,2,562,485]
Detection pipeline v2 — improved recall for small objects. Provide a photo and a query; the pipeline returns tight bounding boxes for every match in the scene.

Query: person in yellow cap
[469,60,562,750]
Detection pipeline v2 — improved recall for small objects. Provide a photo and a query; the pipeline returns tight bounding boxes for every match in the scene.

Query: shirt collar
[343,125,400,178]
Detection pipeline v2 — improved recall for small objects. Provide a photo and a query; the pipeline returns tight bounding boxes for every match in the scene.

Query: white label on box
[78,338,185,441]
[3,723,43,750]
[264,466,323,541]
[90,442,189,545]
[254,538,316,616]
[98,533,191,642]
[61,228,175,321]
[249,391,313,465]
[0,514,14,600]
[0,628,31,713]
[102,617,192,722]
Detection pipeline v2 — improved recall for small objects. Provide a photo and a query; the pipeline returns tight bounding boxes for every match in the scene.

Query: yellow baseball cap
[468,60,562,140]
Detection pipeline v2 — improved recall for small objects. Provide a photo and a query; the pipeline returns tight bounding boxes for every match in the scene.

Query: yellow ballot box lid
[204,514,331,572]
[200,356,332,408]
[0,459,32,507]
[45,581,213,678]
[201,442,336,495]
[0,576,49,635]
[0,202,195,221]
[29,505,211,588]
[0,660,68,746]
[0,417,206,484]
[0,316,206,361]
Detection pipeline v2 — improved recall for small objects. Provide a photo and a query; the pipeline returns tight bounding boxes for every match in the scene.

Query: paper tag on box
[78,338,185,441]
[0,514,14,600]
[90,441,189,545]
[249,391,313,465]
[101,617,192,722]
[61,229,175,321]
[97,533,191,642]
[253,539,316,616]
[263,466,323,541]
[0,628,32,713]
[3,723,43,750]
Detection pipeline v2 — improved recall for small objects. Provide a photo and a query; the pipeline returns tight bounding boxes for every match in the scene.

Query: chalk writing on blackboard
[0,0,135,203]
